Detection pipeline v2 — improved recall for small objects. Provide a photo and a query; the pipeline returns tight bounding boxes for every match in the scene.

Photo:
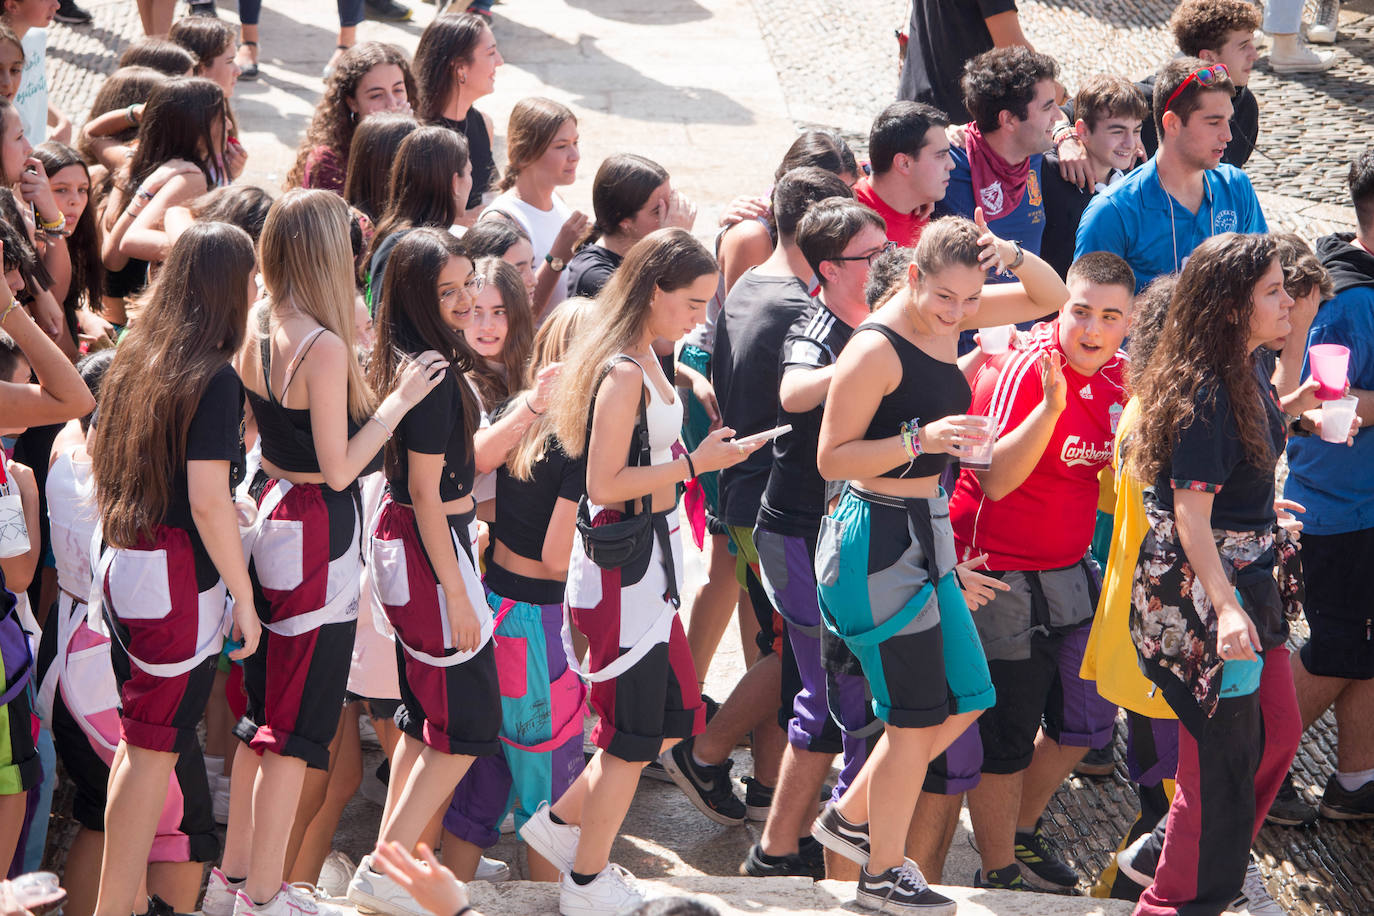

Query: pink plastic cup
[1308,343,1350,401]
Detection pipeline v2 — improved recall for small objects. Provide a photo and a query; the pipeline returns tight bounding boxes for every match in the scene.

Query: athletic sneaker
[1265,775,1318,826]
[642,758,673,783]
[857,858,955,914]
[1013,821,1079,891]
[363,0,412,21]
[473,856,510,882]
[1230,862,1284,916]
[559,864,643,916]
[1269,39,1335,73]
[346,856,427,916]
[972,864,1032,892]
[1319,772,1374,820]
[518,800,580,874]
[1307,0,1340,43]
[187,0,216,16]
[811,802,870,864]
[317,851,356,900]
[742,776,773,822]
[740,837,825,879]
[659,737,745,825]
[202,867,245,916]
[234,885,350,916]
[1114,832,1154,887]
[1074,745,1116,777]
[54,0,93,24]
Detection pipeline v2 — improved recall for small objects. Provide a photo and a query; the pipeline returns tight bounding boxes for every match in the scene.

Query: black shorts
[1299,529,1374,680]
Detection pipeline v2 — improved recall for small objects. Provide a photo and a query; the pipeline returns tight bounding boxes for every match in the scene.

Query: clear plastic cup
[978,325,1013,355]
[1320,394,1359,444]
[961,415,998,470]
[1308,343,1350,401]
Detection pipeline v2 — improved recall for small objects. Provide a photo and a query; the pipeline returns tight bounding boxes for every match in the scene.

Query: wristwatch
[545,253,566,272]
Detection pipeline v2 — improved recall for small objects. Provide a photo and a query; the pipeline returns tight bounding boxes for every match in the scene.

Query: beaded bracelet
[37,211,65,232]
[899,418,923,460]
[0,298,20,325]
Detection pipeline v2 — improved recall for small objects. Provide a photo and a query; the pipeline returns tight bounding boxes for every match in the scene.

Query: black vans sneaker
[1013,821,1080,892]
[810,801,870,864]
[740,837,825,879]
[742,776,773,821]
[1320,772,1374,820]
[659,736,745,825]
[857,858,955,914]
[1266,774,1318,826]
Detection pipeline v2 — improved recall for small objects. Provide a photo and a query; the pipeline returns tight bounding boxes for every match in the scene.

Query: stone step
[466,875,1147,915]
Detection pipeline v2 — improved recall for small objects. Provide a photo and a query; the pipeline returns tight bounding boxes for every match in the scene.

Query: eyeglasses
[1161,63,1229,116]
[826,239,898,266]
[464,274,486,295]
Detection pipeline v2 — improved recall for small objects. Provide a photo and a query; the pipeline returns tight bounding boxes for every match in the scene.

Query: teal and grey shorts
[816,486,995,728]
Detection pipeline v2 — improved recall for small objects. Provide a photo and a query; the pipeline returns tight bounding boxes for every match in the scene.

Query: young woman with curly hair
[285,42,417,195]
[1127,232,1312,916]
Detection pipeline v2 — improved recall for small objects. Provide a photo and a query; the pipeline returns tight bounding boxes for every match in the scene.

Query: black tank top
[857,322,971,479]
[434,109,496,211]
[246,318,369,477]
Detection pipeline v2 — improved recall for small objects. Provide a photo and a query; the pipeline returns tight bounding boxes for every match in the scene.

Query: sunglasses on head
[1162,63,1229,116]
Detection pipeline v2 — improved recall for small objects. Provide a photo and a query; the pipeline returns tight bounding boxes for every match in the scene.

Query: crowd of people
[0,1,1365,916]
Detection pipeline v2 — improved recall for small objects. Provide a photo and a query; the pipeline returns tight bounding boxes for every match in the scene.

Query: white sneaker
[317,850,357,900]
[1115,832,1154,888]
[1307,0,1339,43]
[499,811,516,834]
[213,774,232,826]
[473,856,510,882]
[1231,861,1285,916]
[558,864,644,916]
[1270,40,1336,73]
[517,801,580,874]
[346,855,430,916]
[233,884,350,916]
[201,867,244,916]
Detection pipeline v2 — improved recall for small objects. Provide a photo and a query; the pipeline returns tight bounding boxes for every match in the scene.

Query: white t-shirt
[482,189,573,307]
[15,29,47,145]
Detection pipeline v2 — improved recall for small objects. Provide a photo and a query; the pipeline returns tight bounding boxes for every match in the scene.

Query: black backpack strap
[585,355,651,517]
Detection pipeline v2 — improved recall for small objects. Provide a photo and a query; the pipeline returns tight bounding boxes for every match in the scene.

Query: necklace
[1161,169,1214,274]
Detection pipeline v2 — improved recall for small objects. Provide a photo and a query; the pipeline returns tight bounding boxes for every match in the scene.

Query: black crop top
[858,323,971,479]
[492,440,585,562]
[387,369,476,505]
[164,364,246,532]
[247,323,371,478]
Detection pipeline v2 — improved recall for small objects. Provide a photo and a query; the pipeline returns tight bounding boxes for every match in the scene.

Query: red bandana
[965,123,1030,219]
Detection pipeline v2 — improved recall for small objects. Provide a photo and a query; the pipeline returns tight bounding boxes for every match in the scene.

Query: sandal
[465,4,493,22]
[236,40,259,81]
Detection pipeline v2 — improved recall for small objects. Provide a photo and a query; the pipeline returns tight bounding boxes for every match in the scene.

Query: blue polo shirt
[1285,284,1374,535]
[1074,157,1266,292]
[936,146,1046,265]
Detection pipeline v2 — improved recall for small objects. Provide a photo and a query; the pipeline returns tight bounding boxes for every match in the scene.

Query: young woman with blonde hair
[203,189,445,916]
[482,97,589,316]
[518,227,762,915]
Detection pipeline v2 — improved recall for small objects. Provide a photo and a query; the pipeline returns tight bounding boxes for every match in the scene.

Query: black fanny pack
[575,356,679,606]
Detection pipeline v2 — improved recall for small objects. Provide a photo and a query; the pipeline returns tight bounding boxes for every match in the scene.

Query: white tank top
[46,450,98,599]
[623,355,682,466]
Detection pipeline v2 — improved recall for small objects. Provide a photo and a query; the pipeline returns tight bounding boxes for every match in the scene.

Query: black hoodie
[1317,232,1374,298]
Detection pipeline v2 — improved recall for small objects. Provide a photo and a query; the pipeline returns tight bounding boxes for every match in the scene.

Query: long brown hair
[1130,233,1280,482]
[33,143,101,315]
[91,221,255,547]
[259,189,375,423]
[369,126,470,264]
[342,110,419,221]
[123,77,228,192]
[497,97,574,192]
[413,12,489,122]
[467,256,532,406]
[285,42,417,190]
[549,228,716,458]
[367,228,481,479]
[78,66,163,163]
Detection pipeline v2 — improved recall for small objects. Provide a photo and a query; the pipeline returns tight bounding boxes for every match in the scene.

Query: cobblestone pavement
[33,1,1374,913]
[753,0,1370,242]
